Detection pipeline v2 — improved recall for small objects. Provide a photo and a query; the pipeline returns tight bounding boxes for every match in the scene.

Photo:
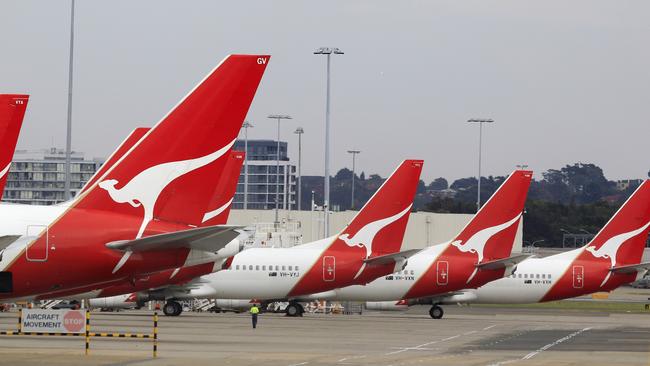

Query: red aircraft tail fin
[72,55,269,238]
[80,127,151,194]
[450,170,533,263]
[0,94,29,195]
[337,159,424,258]
[201,150,245,226]
[584,180,650,267]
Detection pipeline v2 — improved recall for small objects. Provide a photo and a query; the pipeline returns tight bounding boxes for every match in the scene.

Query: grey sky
[1,0,648,182]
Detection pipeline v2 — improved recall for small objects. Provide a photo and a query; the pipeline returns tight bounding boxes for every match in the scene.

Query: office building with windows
[2,148,102,205]
[232,139,297,210]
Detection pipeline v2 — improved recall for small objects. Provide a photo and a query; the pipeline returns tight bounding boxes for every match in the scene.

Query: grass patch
[473,300,650,313]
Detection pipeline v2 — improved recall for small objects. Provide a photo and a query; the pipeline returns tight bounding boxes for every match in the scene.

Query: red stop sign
[63,311,85,332]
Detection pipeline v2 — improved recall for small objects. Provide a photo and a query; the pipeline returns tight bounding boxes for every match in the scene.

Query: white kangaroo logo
[451,214,522,283]
[338,204,412,279]
[201,198,233,224]
[0,163,9,180]
[585,220,650,287]
[99,138,235,240]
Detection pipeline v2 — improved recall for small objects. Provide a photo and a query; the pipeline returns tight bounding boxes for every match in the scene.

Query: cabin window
[256,265,260,271]
[262,265,266,271]
[288,265,293,271]
[524,274,528,279]
[249,265,253,270]
[542,274,546,279]
[282,265,286,271]
[548,274,552,279]
[296,266,300,271]
[536,274,540,279]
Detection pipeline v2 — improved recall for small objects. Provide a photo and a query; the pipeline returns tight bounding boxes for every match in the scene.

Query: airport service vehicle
[0,94,29,193]
[322,170,533,319]
[445,180,650,304]
[0,54,269,301]
[96,159,424,316]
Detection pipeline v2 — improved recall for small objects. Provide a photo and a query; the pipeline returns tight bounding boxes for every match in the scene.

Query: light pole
[516,164,528,170]
[467,118,494,211]
[347,150,361,210]
[267,114,292,228]
[242,121,253,210]
[314,47,344,236]
[64,0,75,200]
[294,127,304,211]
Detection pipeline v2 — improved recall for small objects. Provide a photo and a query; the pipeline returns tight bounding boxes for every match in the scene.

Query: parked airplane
[0,94,29,194]
[0,54,269,300]
[444,179,650,304]
[93,159,424,316]
[317,170,533,319]
[368,180,650,315]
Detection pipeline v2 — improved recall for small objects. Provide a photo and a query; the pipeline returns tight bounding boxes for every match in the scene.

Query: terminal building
[2,148,102,205]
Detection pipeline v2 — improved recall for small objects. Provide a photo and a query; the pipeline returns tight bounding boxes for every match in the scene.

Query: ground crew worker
[250,304,260,329]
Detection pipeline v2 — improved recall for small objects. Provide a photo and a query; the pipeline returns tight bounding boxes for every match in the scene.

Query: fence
[0,309,158,357]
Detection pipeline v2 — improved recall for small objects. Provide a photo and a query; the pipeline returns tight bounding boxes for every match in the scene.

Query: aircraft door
[25,225,48,262]
[323,256,335,282]
[572,265,584,289]
[436,261,449,285]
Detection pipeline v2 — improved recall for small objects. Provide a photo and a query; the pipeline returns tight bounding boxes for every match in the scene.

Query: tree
[428,177,448,190]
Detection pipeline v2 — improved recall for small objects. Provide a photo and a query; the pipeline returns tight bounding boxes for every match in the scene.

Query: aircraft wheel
[429,305,444,319]
[285,303,303,317]
[163,301,182,316]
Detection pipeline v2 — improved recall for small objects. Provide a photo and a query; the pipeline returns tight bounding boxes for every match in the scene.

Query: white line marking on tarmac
[337,355,366,362]
[521,327,591,360]
[384,330,469,355]
[487,327,592,366]
[287,362,309,366]
[483,324,497,331]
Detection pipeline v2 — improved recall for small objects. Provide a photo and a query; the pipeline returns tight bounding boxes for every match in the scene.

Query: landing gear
[429,305,444,319]
[163,301,183,316]
[285,302,304,317]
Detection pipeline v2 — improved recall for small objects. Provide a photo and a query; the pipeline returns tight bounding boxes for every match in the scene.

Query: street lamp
[467,118,494,211]
[516,164,528,170]
[294,127,304,211]
[347,150,361,210]
[314,46,344,236]
[64,0,76,200]
[267,114,292,227]
[242,121,253,210]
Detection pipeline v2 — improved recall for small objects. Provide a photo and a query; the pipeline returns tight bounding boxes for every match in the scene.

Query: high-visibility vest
[250,306,260,314]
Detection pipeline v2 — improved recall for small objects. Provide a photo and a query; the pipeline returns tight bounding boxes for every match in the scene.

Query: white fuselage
[465,249,583,303]
[176,238,333,300]
[321,244,446,301]
[177,242,446,302]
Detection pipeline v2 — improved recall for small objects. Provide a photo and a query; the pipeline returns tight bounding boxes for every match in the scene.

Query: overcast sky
[1,1,648,182]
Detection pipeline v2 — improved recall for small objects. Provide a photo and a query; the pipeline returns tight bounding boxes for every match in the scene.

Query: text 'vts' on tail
[0,94,29,194]
[75,55,270,239]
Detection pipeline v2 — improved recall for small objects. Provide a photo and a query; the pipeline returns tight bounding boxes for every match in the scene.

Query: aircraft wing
[105,225,243,253]
[363,249,421,265]
[609,261,650,274]
[476,254,530,270]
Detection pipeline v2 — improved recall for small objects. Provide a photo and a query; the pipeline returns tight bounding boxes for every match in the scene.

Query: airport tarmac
[1,300,650,366]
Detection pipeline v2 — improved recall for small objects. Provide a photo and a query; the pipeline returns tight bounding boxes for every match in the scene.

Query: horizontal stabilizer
[105,225,243,253]
[363,249,421,265]
[610,261,650,274]
[476,254,530,270]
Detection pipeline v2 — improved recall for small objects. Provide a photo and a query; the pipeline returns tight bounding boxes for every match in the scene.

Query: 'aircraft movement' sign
[21,309,85,334]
